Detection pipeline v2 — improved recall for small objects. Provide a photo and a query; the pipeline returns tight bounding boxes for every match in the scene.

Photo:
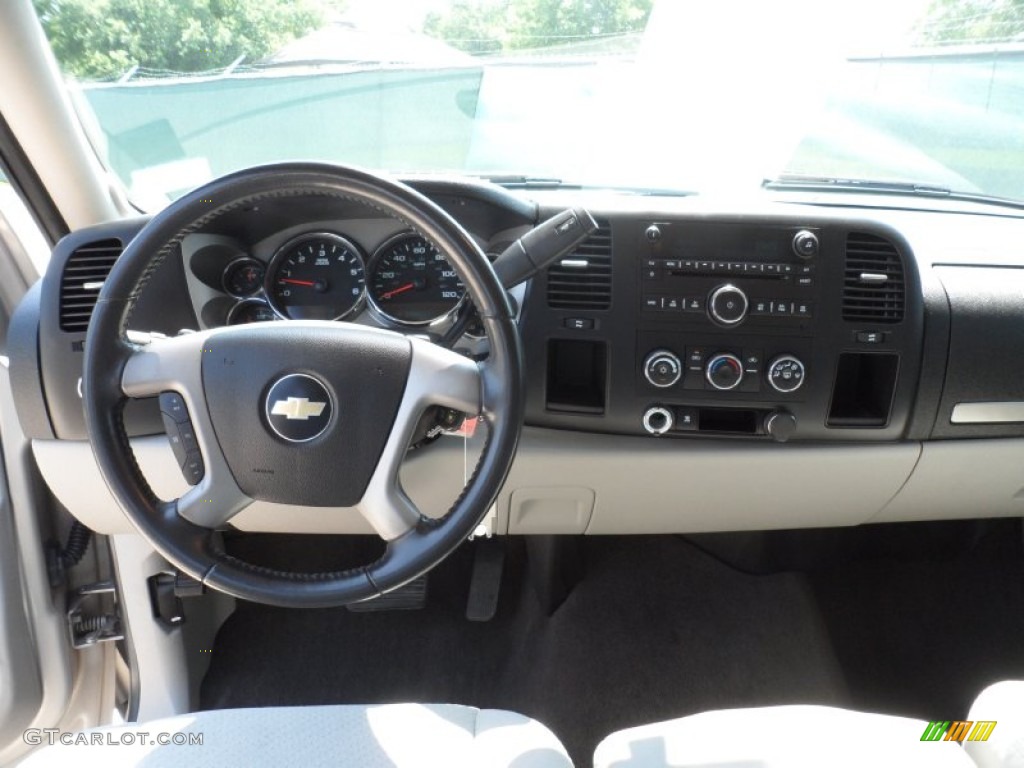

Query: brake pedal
[347,575,427,612]
[466,538,505,622]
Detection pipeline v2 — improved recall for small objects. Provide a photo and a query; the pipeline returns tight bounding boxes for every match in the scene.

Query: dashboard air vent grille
[59,239,122,332]
[547,221,612,310]
[842,232,905,323]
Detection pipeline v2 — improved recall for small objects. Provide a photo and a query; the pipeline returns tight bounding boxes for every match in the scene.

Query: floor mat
[201,529,1024,765]
[200,536,850,765]
[810,553,1024,721]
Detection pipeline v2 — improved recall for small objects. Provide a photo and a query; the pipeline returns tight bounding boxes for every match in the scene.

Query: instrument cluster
[213,230,467,328]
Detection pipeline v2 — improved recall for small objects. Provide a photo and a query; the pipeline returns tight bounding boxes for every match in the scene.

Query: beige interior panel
[500,430,921,534]
[33,428,938,536]
[874,438,1024,523]
[32,433,490,535]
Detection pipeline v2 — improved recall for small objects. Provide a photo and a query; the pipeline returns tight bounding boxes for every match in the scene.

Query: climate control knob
[708,283,748,326]
[643,349,682,388]
[705,353,744,391]
[767,355,806,393]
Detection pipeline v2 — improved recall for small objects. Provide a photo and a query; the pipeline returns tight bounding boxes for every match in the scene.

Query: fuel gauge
[226,299,280,325]
[222,258,265,297]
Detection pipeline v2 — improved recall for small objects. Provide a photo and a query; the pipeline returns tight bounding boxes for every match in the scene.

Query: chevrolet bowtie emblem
[270,397,327,421]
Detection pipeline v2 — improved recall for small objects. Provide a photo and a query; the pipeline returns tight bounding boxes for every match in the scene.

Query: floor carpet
[200,526,1024,766]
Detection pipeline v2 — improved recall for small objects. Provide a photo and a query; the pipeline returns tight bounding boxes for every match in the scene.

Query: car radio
[639,225,820,328]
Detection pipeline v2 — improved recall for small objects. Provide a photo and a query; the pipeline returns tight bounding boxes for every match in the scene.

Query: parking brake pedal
[466,538,505,622]
[347,575,427,612]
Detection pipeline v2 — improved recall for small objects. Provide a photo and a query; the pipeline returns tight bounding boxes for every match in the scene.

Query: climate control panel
[643,346,806,396]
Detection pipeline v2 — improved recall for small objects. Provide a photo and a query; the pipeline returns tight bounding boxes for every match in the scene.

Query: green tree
[424,0,653,55]
[508,0,652,49]
[33,0,330,80]
[917,0,1024,44]
[424,2,508,55]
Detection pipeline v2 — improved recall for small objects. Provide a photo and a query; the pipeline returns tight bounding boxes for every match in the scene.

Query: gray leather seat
[595,705,977,768]
[19,703,573,767]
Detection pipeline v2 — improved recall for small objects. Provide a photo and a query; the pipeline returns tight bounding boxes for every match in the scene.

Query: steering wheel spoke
[121,331,210,398]
[121,331,252,528]
[355,338,482,540]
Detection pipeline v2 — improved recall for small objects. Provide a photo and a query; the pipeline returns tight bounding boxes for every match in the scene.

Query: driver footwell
[199,525,1024,766]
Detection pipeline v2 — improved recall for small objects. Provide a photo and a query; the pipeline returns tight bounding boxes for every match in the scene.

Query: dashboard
[8,177,1024,537]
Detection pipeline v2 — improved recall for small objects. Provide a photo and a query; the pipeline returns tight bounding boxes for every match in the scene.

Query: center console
[522,211,924,442]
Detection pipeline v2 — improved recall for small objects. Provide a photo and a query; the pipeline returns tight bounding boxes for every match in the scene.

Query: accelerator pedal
[347,575,427,612]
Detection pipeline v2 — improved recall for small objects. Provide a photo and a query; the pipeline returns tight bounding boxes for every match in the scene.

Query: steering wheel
[82,163,525,608]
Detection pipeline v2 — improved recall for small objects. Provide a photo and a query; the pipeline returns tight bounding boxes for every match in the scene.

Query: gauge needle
[279,278,316,287]
[380,282,415,300]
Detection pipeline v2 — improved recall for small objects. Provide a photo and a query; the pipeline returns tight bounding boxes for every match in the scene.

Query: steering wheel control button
[644,350,682,388]
[793,230,820,259]
[642,406,674,435]
[705,353,745,391]
[264,373,334,443]
[182,452,205,485]
[708,284,749,326]
[767,355,806,393]
[161,413,189,467]
[159,392,189,423]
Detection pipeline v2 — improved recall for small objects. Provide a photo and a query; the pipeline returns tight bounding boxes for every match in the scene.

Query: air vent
[546,222,612,310]
[842,232,905,323]
[59,239,122,332]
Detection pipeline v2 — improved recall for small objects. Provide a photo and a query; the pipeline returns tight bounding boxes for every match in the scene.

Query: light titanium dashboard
[8,178,1024,537]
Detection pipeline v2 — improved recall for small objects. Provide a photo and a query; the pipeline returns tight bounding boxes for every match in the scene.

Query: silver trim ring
[365,230,467,327]
[264,231,368,321]
[222,256,266,298]
[226,297,281,325]
[264,373,334,443]
[705,353,744,391]
[642,406,674,435]
[767,354,806,394]
[708,284,749,326]
[643,350,682,388]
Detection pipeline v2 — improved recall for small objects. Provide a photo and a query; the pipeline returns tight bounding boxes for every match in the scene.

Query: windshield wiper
[764,175,1024,211]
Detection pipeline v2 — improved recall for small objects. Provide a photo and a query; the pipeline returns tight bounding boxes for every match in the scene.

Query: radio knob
[644,349,682,388]
[765,410,798,442]
[793,230,819,259]
[642,406,674,435]
[705,353,744,391]
[767,355,806,393]
[708,284,748,326]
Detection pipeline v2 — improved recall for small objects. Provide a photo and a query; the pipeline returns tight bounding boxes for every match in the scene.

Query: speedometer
[266,233,366,320]
[367,233,465,325]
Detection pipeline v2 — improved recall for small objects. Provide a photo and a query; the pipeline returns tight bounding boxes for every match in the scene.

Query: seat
[964,681,1024,768]
[19,703,573,767]
[594,705,976,768]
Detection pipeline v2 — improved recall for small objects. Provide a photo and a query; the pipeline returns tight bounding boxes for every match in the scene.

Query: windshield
[33,0,1024,209]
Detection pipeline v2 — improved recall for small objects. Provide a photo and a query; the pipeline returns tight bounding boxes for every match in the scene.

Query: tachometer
[368,233,464,325]
[266,233,366,320]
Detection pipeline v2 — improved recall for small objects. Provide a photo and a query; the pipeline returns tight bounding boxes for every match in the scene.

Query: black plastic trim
[6,281,53,439]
